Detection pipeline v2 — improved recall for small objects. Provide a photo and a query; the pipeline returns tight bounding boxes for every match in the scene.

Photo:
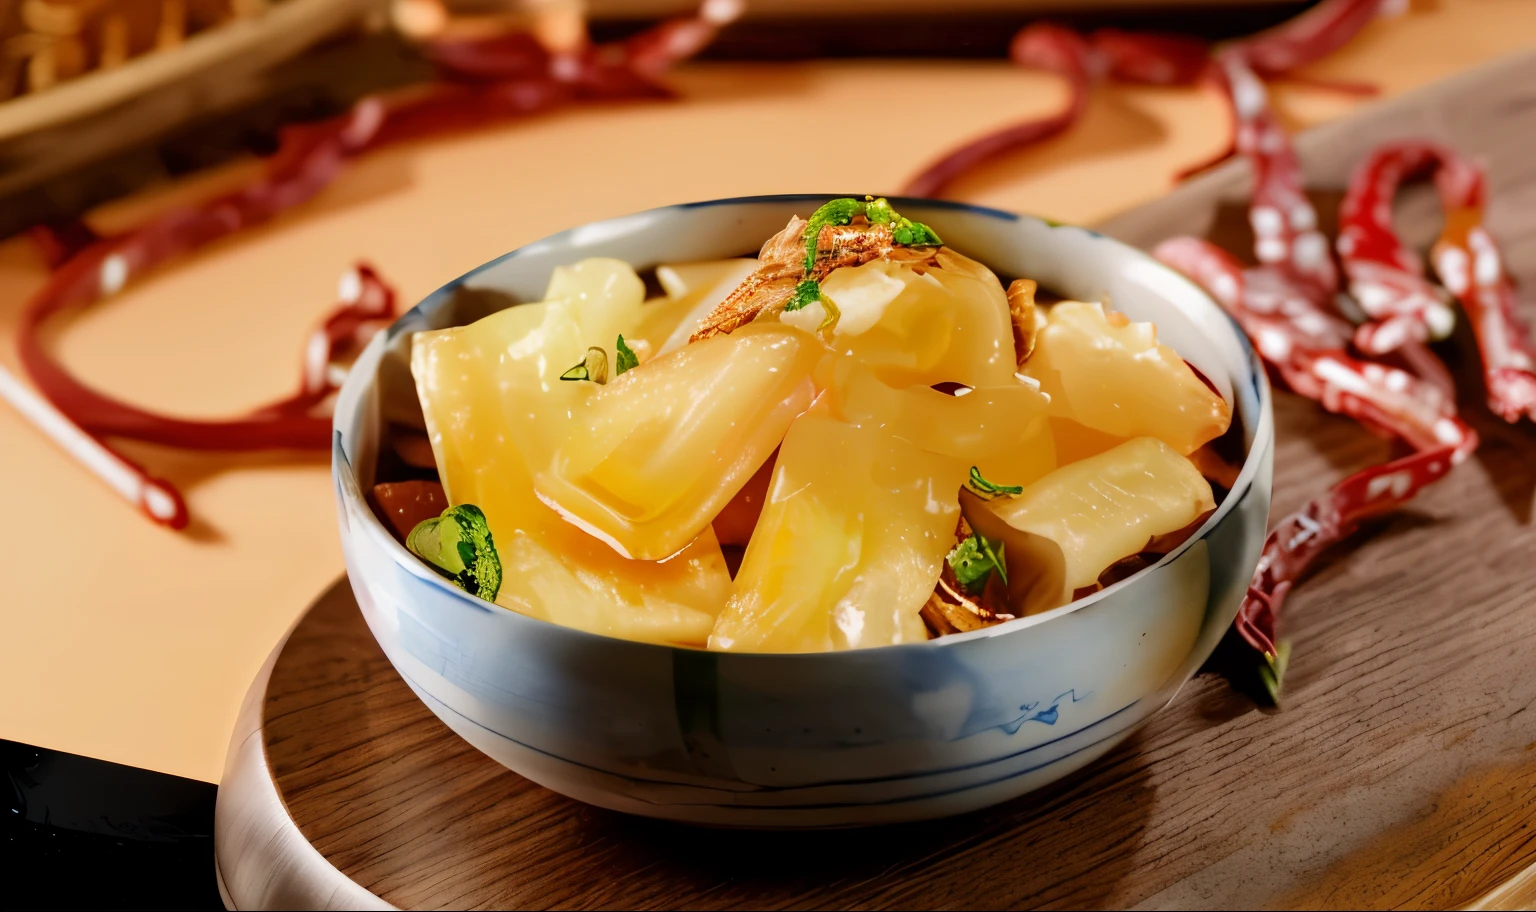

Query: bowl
[331,194,1274,828]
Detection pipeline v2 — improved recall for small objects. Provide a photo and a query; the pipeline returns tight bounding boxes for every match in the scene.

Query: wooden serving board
[215,50,1536,911]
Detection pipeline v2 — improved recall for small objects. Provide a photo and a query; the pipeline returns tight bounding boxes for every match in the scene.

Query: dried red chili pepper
[1091,29,1209,85]
[1338,142,1467,354]
[904,23,1234,198]
[1227,0,1394,79]
[418,30,553,84]
[904,0,1396,198]
[1154,236,1477,458]
[1216,53,1337,292]
[1433,205,1536,424]
[904,23,1094,199]
[1238,444,1454,693]
[622,0,743,80]
[28,220,101,269]
[1153,42,1498,698]
[0,261,390,530]
[10,1,737,529]
[1339,141,1536,422]
[1166,54,1479,455]
[1178,0,1394,179]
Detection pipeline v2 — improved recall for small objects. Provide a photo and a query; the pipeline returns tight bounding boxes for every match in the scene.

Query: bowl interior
[334,194,1271,649]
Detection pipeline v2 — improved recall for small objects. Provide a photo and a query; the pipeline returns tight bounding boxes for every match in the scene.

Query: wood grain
[255,50,1536,910]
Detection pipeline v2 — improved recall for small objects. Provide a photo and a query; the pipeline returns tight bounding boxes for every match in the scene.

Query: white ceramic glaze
[332,195,1274,828]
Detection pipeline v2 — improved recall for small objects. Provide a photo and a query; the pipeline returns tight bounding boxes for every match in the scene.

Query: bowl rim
[335,192,1275,658]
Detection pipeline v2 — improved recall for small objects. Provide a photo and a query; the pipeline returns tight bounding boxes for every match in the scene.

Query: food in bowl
[381,197,1237,653]
[337,194,1270,826]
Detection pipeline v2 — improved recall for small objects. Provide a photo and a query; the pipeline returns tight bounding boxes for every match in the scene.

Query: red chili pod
[1226,0,1393,79]
[1181,0,1392,180]
[370,80,573,148]
[1426,192,1536,425]
[16,100,392,452]
[1216,52,1338,296]
[1338,141,1536,423]
[1091,28,1209,85]
[620,0,742,79]
[1155,92,1480,698]
[1154,237,1478,460]
[1337,142,1463,353]
[300,263,399,400]
[907,0,1395,193]
[1236,443,1455,660]
[1161,58,1483,460]
[903,22,1094,199]
[9,1,733,529]
[28,220,101,270]
[896,0,1490,698]
[419,30,551,84]
[1434,242,1536,424]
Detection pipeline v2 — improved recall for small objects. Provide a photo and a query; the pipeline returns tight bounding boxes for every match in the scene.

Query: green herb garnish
[785,279,823,313]
[966,466,1024,499]
[863,195,943,245]
[407,503,502,601]
[614,335,639,375]
[892,220,942,247]
[801,198,867,273]
[947,533,1008,595]
[787,196,943,314]
[864,196,897,225]
[560,346,609,384]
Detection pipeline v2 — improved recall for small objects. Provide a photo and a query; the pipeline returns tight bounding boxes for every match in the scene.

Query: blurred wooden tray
[0,0,380,143]
[214,49,1536,911]
[0,0,1311,235]
[0,0,382,200]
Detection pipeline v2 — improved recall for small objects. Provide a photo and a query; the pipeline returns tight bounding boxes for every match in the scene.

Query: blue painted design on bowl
[998,688,1092,733]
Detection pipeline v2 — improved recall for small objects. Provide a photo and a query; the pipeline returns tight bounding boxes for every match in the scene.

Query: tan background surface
[0,0,1532,785]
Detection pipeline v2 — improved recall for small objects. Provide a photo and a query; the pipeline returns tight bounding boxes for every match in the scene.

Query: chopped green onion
[892,220,942,247]
[785,279,823,313]
[802,198,866,272]
[947,533,1008,595]
[407,503,502,601]
[967,466,1024,499]
[560,346,609,384]
[614,335,639,375]
[800,197,943,277]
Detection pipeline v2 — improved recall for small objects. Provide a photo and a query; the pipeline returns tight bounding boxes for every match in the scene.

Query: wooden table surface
[0,0,1532,789]
[216,49,1536,910]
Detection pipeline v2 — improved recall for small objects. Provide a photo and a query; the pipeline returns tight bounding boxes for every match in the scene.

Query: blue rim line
[394,659,1140,801]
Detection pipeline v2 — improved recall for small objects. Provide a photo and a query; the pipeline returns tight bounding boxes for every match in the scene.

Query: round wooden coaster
[215,574,1536,911]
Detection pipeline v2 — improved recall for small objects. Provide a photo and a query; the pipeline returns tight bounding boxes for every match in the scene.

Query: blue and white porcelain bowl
[332,195,1274,828]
